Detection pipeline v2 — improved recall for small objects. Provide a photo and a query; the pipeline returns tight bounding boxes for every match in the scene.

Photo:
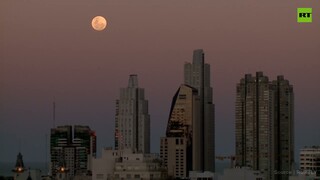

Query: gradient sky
[0,0,319,163]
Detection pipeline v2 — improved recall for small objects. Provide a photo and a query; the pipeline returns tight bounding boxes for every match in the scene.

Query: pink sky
[0,0,319,162]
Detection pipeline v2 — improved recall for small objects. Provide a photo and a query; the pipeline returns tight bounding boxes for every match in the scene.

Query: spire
[15,152,24,169]
[12,152,25,173]
[128,74,138,88]
[26,168,32,180]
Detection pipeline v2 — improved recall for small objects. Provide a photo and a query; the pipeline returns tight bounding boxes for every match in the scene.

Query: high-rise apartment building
[235,72,273,178]
[184,49,215,172]
[50,125,96,179]
[235,72,294,180]
[273,76,294,180]
[114,74,150,153]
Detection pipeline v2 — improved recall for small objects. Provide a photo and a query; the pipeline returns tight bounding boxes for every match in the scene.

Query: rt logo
[297,8,312,23]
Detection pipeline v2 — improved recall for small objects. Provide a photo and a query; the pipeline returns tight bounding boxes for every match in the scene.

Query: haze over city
[1,0,320,165]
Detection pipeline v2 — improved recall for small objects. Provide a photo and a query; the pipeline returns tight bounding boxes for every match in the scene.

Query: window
[96,174,104,179]
[179,94,186,99]
[134,174,140,178]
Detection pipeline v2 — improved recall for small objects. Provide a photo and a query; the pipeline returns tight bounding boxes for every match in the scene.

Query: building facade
[115,74,150,153]
[50,125,96,179]
[235,72,294,180]
[273,76,295,180]
[184,49,215,172]
[113,152,167,180]
[160,84,200,178]
[92,148,167,180]
[299,146,320,179]
[160,137,188,178]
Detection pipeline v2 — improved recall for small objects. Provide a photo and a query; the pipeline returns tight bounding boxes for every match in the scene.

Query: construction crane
[215,155,236,168]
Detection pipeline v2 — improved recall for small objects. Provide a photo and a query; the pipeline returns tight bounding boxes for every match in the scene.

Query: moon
[91,16,107,31]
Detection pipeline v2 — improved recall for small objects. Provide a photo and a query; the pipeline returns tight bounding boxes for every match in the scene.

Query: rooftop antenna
[45,134,48,174]
[53,96,56,128]
[19,138,21,153]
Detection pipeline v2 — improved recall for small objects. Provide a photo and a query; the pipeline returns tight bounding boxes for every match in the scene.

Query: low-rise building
[92,148,167,180]
[299,146,320,179]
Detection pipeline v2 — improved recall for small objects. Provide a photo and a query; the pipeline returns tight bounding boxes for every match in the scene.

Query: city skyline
[1,0,320,164]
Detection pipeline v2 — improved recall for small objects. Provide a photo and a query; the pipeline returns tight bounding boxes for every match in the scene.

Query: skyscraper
[114,74,150,153]
[50,125,96,179]
[273,75,294,180]
[235,72,294,180]
[160,84,200,178]
[184,49,215,172]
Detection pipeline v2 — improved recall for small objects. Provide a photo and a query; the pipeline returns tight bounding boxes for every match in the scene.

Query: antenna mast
[19,138,21,153]
[45,134,48,174]
[53,97,56,128]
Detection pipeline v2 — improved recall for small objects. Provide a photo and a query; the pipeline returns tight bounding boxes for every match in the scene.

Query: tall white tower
[115,74,150,153]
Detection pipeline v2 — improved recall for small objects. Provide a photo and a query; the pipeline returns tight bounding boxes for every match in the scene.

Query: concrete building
[299,146,320,179]
[92,147,122,180]
[160,84,200,178]
[160,137,188,178]
[184,49,215,172]
[50,125,96,179]
[115,74,150,153]
[113,152,166,179]
[235,72,294,180]
[272,76,295,180]
[92,148,167,180]
[235,72,273,179]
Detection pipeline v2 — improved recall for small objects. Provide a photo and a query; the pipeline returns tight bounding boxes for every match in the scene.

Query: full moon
[91,16,107,31]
